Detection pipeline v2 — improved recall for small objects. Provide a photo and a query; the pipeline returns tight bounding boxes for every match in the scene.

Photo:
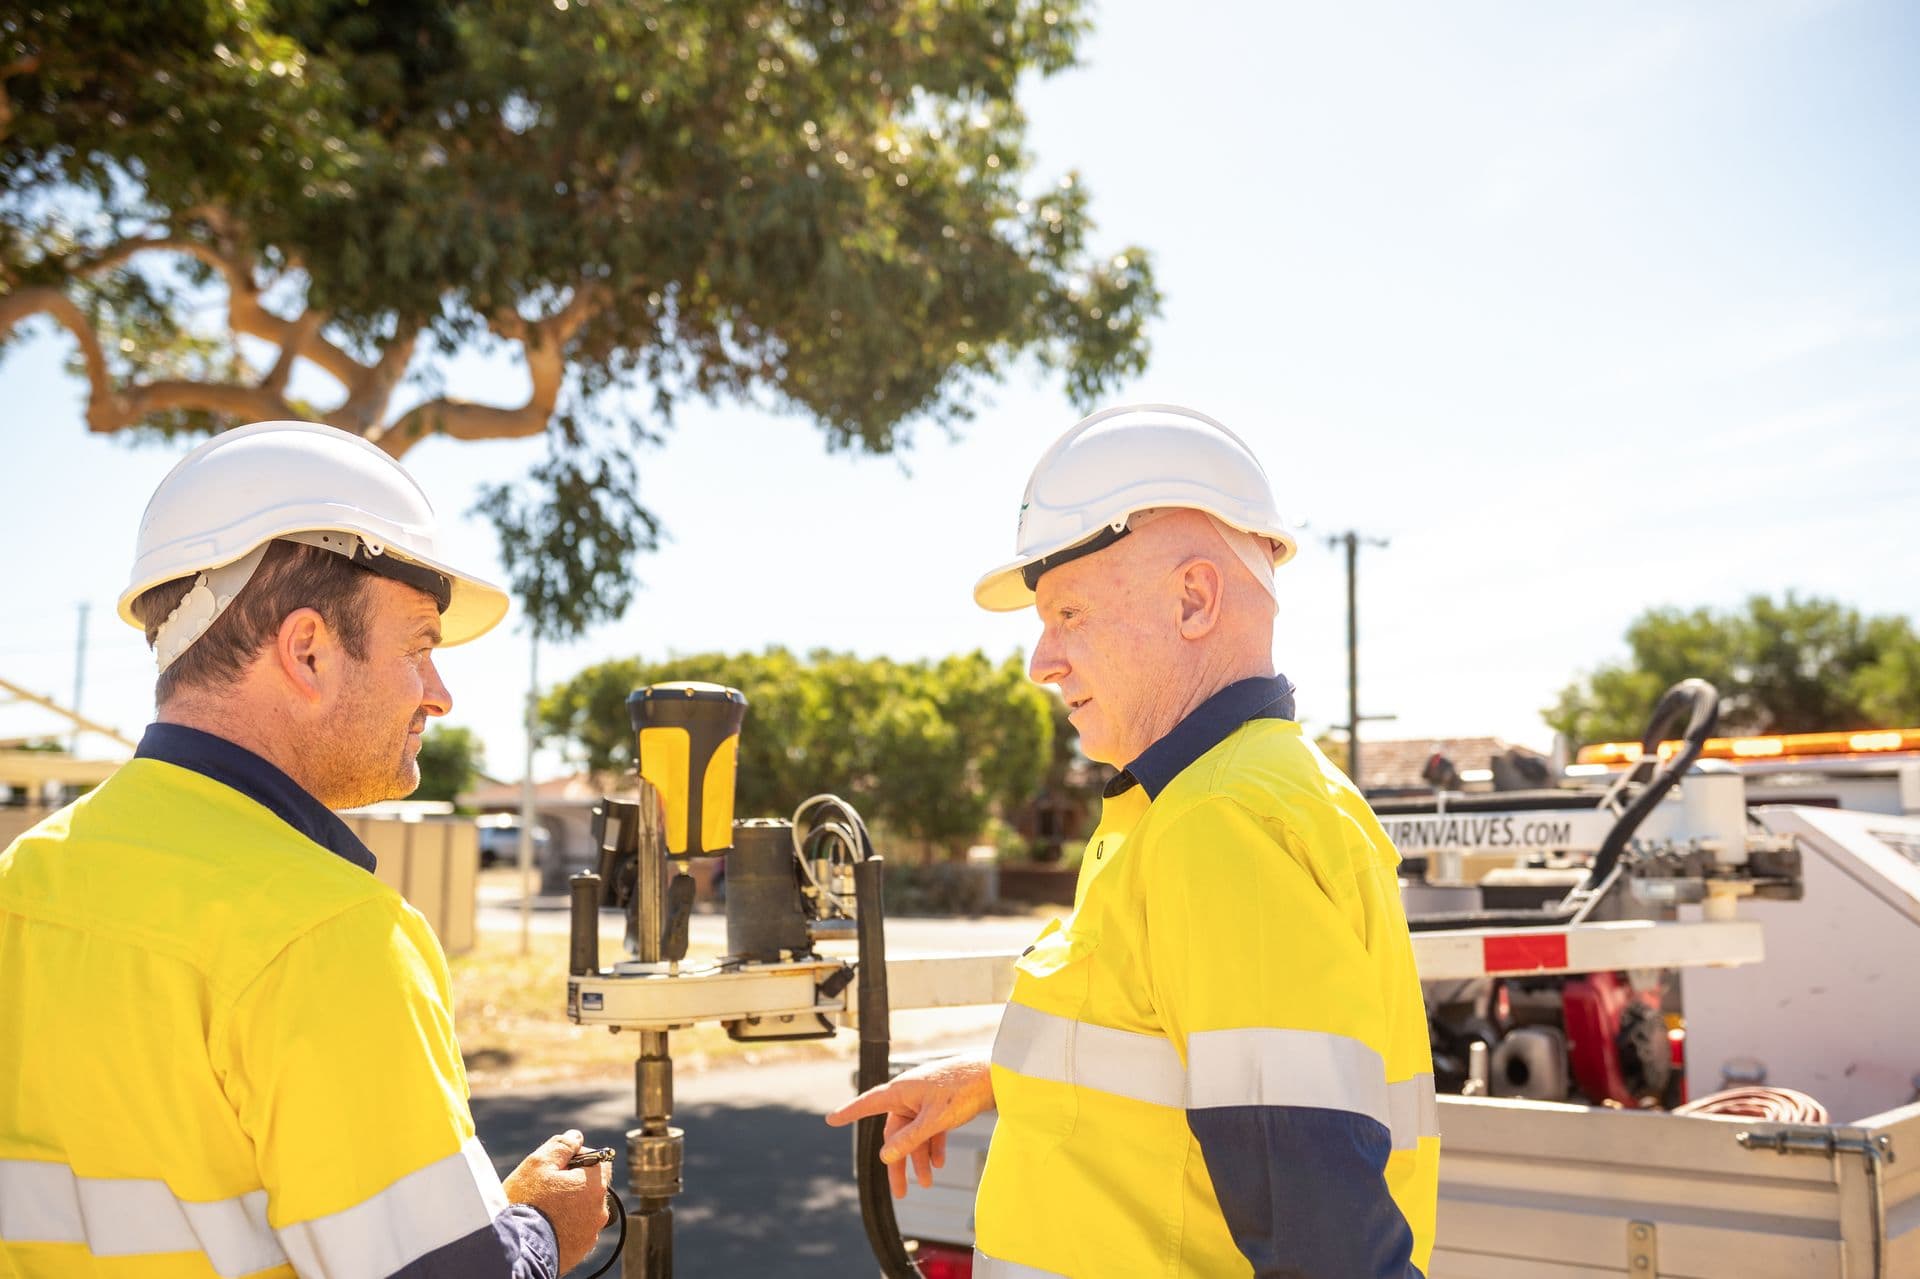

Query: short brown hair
[131,540,376,704]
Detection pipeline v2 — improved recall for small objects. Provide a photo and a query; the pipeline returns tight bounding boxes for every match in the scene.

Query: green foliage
[540,647,1052,852]
[3,1,1159,640]
[471,435,661,640]
[1547,594,1920,745]
[414,724,485,804]
[880,860,995,916]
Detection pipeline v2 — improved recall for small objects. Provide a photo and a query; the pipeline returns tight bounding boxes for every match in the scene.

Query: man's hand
[824,1057,995,1200]
[503,1129,611,1274]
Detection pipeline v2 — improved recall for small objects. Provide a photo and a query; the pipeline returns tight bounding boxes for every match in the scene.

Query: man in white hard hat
[830,406,1440,1277]
[0,422,609,1277]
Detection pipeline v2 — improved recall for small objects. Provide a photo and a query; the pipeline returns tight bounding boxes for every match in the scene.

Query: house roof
[464,771,607,809]
[1355,736,1548,793]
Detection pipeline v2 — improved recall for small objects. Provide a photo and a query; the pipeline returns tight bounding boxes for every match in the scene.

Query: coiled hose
[1676,1087,1829,1124]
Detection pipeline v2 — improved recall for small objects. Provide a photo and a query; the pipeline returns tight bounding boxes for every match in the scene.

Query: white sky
[4,0,1917,777]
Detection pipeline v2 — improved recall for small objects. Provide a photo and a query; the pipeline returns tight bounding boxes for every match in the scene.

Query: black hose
[1406,679,1720,933]
[853,855,920,1279]
[1580,678,1718,893]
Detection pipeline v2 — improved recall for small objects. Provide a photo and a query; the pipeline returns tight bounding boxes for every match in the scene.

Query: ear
[274,607,332,704]
[1173,557,1225,640]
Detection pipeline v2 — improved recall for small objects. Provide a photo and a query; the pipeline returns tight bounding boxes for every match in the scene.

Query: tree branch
[0,283,295,430]
[119,380,295,423]
[371,287,602,457]
[0,286,118,430]
[335,331,419,435]
[263,310,322,397]
[6,233,599,453]
[71,232,367,389]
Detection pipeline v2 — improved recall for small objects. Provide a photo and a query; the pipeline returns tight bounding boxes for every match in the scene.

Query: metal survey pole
[626,782,682,1278]
[518,629,540,956]
[69,602,88,756]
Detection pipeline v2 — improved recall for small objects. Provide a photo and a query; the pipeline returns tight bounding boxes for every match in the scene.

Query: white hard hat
[973,403,1298,611]
[118,421,511,668]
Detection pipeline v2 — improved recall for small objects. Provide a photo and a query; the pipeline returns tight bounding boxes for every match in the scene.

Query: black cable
[574,1187,627,1279]
[853,854,922,1279]
[780,796,921,1275]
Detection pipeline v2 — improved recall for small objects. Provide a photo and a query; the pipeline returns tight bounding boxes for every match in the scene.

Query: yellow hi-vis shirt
[975,677,1439,1278]
[0,724,555,1278]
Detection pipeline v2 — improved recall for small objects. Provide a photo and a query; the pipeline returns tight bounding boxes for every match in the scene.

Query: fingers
[881,1109,940,1190]
[909,1137,934,1190]
[929,1130,947,1171]
[536,1130,586,1166]
[883,1111,909,1199]
[823,1083,898,1127]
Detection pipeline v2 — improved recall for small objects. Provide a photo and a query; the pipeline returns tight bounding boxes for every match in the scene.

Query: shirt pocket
[993,922,1104,1145]
[1008,919,1100,1018]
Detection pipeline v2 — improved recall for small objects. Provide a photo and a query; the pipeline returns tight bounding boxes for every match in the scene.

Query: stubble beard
[308,693,422,810]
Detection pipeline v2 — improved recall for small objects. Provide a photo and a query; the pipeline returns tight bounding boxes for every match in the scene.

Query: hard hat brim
[398,550,511,647]
[973,558,1044,613]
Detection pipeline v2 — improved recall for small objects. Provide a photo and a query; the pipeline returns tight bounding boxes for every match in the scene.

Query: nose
[422,655,453,718]
[1029,625,1068,687]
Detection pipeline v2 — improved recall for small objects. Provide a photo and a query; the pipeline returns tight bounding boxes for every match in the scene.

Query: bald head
[1028,509,1278,766]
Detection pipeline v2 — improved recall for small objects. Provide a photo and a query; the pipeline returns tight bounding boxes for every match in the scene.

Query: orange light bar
[1577,727,1920,766]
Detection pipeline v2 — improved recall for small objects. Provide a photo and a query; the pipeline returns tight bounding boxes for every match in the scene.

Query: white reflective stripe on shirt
[1188,1025,1392,1132]
[277,1135,508,1278]
[973,1246,1070,1278]
[1388,1072,1441,1149]
[0,1159,284,1277]
[995,1005,1431,1152]
[991,1001,1186,1110]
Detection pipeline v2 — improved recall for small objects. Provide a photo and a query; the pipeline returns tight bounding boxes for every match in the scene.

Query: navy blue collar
[1108,674,1297,801]
[136,723,378,873]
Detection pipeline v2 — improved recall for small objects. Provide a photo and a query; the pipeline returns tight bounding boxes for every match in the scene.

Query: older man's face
[1027,539,1181,767]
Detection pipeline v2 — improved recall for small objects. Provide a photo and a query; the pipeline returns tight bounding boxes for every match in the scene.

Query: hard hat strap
[152,543,273,674]
[282,531,452,613]
[1020,520,1133,591]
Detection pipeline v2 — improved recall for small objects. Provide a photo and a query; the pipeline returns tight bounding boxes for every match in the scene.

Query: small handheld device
[566,1146,618,1169]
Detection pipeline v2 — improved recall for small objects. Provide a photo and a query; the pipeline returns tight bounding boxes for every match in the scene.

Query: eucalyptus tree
[1,0,1156,636]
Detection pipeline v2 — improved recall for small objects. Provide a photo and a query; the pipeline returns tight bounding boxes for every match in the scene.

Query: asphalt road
[473,1053,903,1278]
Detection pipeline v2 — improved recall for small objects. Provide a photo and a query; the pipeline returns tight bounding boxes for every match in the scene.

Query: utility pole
[1327,531,1390,791]
[518,628,540,957]
[69,602,89,756]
